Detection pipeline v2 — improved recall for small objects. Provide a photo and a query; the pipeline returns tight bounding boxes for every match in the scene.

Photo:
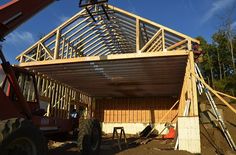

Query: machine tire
[0,118,47,155]
[77,119,101,155]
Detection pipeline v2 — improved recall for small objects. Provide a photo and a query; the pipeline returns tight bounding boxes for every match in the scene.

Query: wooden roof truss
[16,5,199,63]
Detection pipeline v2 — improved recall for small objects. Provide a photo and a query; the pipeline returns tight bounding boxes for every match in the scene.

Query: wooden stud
[189,52,198,116]
[140,29,162,52]
[54,29,60,60]
[162,29,165,51]
[136,18,140,53]
[167,39,187,51]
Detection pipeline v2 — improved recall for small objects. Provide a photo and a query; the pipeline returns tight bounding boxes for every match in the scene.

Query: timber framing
[15,3,200,115]
[33,71,92,119]
[18,50,189,67]
[16,4,202,153]
[16,5,199,63]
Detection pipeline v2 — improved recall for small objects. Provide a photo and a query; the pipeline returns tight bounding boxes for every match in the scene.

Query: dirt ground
[48,136,193,155]
[49,97,236,155]
[199,97,236,155]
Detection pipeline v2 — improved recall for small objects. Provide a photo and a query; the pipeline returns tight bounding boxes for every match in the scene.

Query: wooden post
[178,60,189,116]
[187,39,192,50]
[162,29,165,51]
[189,51,198,116]
[177,51,201,154]
[36,44,40,60]
[136,18,140,53]
[54,29,60,60]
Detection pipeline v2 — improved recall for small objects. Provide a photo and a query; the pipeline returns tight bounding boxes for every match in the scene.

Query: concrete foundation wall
[178,116,201,154]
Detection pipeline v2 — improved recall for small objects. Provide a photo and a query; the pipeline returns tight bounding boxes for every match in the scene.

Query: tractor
[0,0,109,154]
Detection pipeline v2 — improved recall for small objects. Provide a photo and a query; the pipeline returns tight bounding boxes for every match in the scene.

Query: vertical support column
[86,97,96,119]
[36,75,41,95]
[136,18,140,53]
[47,80,53,117]
[67,88,72,119]
[186,59,193,116]
[177,51,201,154]
[20,56,23,63]
[162,29,165,51]
[61,37,66,59]
[54,29,60,60]
[189,51,198,116]
[36,44,40,61]
[187,39,192,51]
[178,72,188,116]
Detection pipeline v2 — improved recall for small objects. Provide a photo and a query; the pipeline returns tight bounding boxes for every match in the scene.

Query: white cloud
[201,0,235,24]
[5,31,35,45]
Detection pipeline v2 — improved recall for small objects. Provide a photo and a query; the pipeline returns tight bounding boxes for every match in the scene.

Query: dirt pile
[199,97,236,155]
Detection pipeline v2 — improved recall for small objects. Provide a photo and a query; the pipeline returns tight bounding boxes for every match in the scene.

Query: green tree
[196,36,215,86]
[212,30,232,79]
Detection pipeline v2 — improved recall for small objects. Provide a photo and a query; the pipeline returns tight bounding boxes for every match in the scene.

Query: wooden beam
[23,55,36,61]
[146,35,162,52]
[159,100,179,123]
[61,17,90,37]
[39,42,53,59]
[54,29,60,60]
[149,39,162,52]
[16,9,86,60]
[108,5,200,44]
[162,29,165,51]
[192,72,236,115]
[17,50,189,67]
[178,64,189,116]
[187,39,192,50]
[136,18,140,53]
[140,29,162,53]
[167,39,187,51]
[189,52,198,116]
[216,91,236,100]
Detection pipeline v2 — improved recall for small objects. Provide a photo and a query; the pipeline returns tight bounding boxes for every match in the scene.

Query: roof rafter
[16,4,199,64]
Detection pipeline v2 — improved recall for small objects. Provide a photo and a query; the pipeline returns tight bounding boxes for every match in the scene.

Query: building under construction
[14,4,236,154]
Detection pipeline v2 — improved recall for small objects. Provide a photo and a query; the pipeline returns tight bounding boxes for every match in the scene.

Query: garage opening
[16,5,200,154]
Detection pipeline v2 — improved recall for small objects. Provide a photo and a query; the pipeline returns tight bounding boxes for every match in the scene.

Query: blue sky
[1,0,236,64]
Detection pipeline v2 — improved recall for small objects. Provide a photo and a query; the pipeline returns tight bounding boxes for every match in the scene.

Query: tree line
[197,25,236,95]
